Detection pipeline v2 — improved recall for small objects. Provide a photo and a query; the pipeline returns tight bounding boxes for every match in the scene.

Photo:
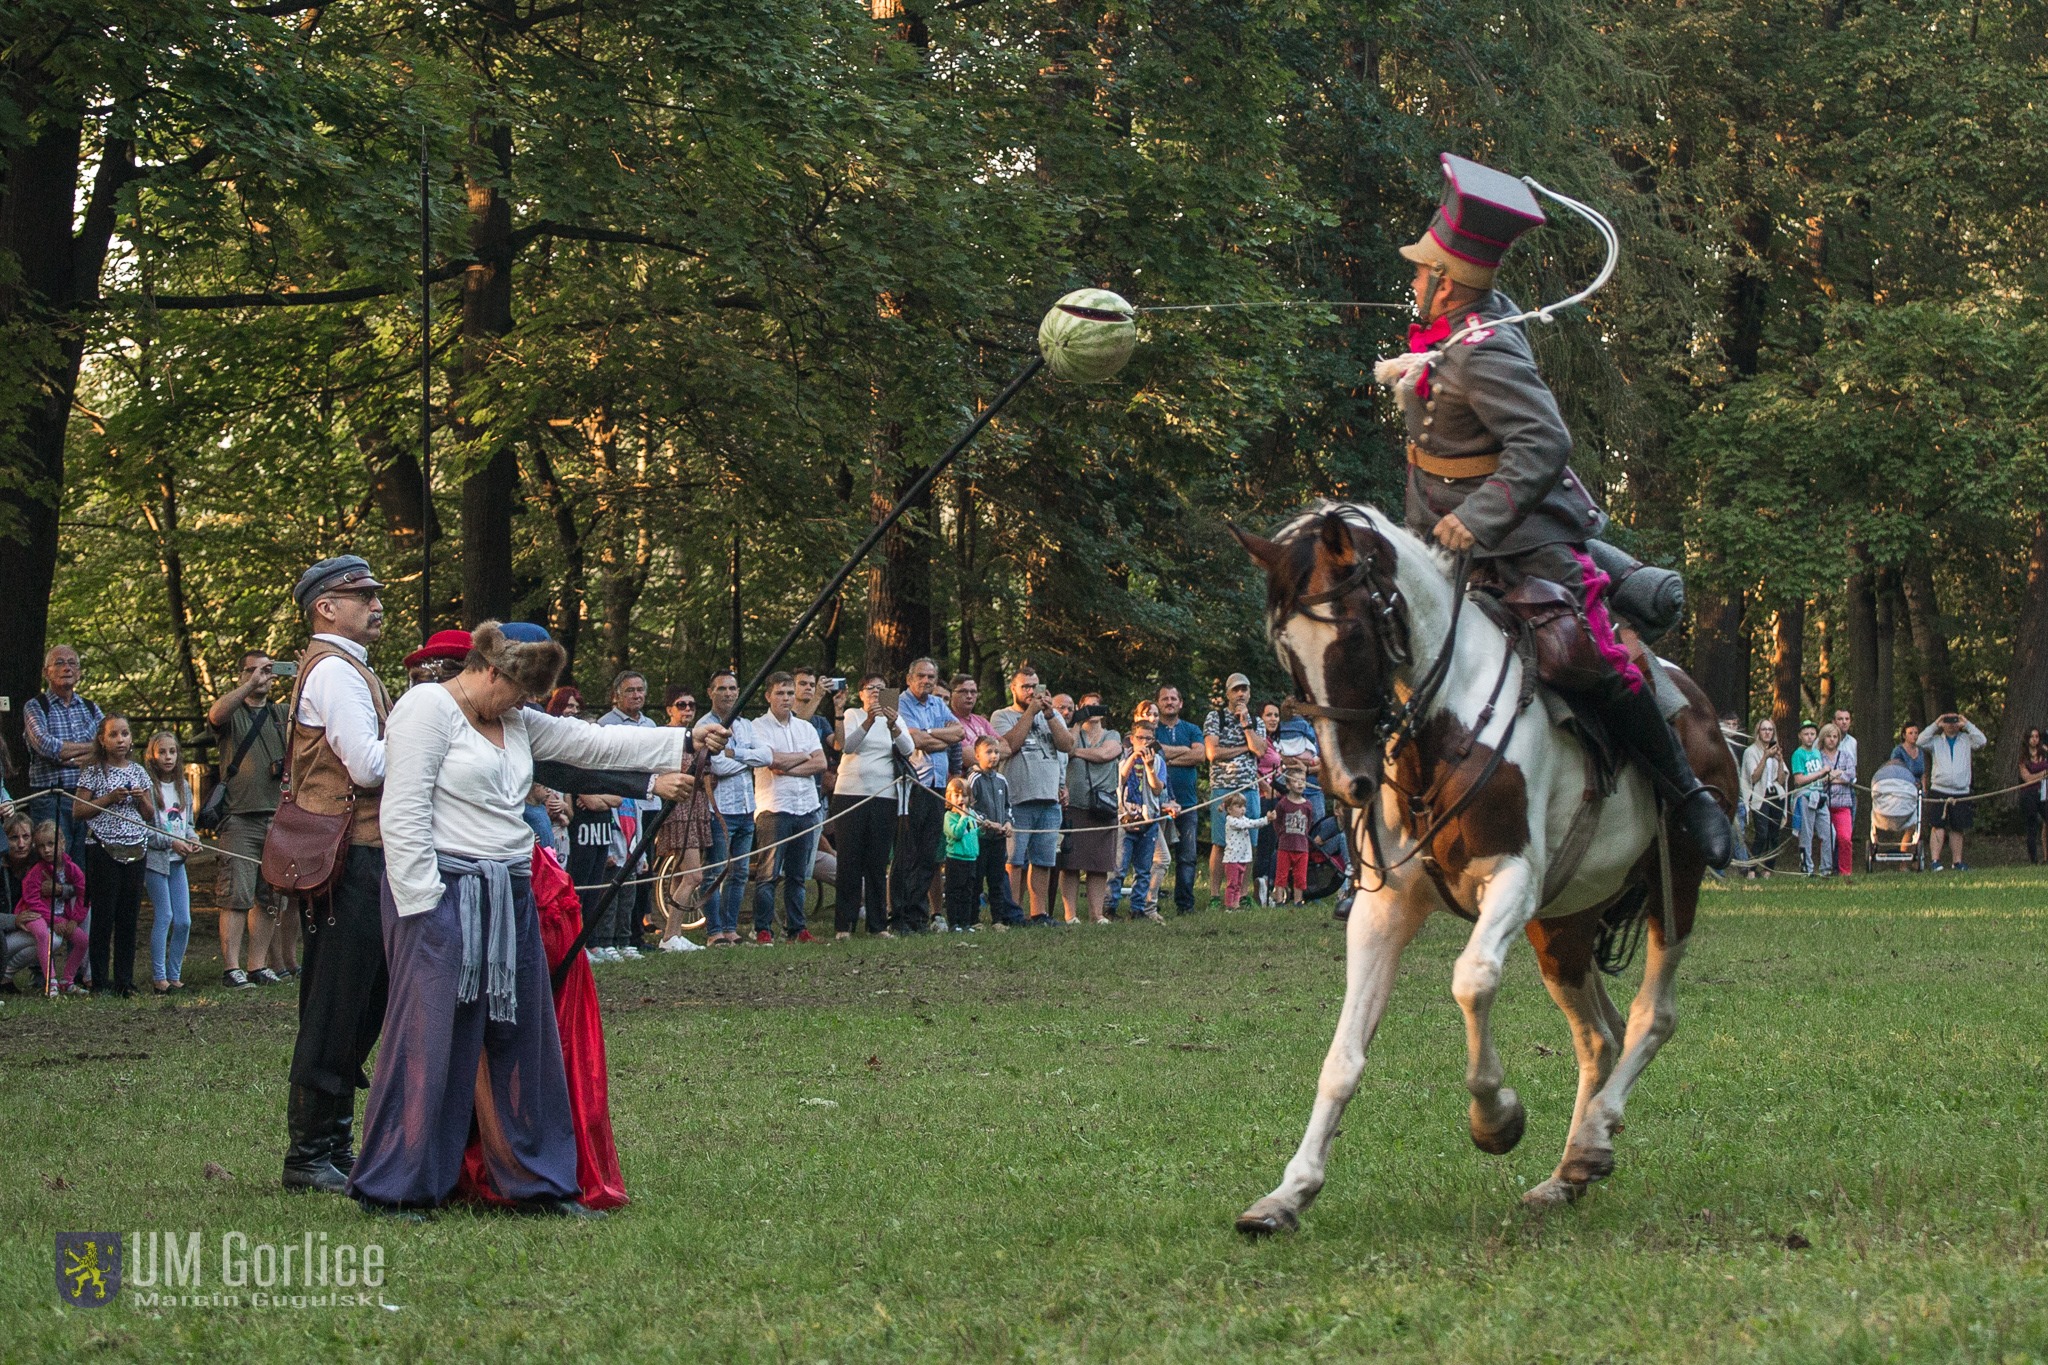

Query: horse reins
[1283,545,1534,893]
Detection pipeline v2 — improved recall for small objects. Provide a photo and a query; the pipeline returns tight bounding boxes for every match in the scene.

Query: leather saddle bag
[261,678,353,897]
[1502,577,1610,693]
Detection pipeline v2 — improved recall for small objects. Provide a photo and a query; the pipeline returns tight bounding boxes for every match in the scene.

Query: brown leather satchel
[1503,576,1610,692]
[260,671,353,897]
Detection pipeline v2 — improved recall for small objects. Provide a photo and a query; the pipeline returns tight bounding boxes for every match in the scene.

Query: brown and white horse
[1231,501,1736,1231]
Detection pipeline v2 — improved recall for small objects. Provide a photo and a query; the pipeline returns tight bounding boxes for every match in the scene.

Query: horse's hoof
[1235,1201,1300,1237]
[1559,1144,1615,1185]
[1521,1176,1586,1210]
[1470,1093,1527,1155]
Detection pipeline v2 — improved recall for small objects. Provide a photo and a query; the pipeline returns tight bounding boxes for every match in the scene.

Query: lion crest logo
[55,1232,121,1308]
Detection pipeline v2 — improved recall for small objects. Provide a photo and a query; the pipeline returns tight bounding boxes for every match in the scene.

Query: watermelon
[1038,288,1137,383]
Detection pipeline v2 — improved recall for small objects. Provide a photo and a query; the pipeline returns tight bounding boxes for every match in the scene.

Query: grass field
[3,867,2045,1361]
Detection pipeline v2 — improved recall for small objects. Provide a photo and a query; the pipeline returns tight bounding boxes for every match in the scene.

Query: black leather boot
[282,1084,349,1194]
[328,1091,357,1177]
[1600,676,1734,870]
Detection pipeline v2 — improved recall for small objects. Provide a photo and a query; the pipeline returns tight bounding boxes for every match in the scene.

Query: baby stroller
[1866,759,1925,872]
[1305,813,1354,909]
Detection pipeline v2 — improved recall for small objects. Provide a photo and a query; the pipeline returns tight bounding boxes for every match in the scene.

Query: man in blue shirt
[1154,685,1206,914]
[893,657,962,932]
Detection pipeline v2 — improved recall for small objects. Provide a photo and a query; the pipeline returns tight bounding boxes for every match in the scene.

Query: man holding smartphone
[207,650,291,988]
[1204,674,1268,908]
[994,667,1075,923]
[1923,711,1987,871]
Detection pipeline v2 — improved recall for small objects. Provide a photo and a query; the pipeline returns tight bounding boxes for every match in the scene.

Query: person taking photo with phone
[207,649,292,987]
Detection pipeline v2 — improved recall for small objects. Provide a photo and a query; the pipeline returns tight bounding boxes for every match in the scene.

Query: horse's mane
[1270,500,1457,619]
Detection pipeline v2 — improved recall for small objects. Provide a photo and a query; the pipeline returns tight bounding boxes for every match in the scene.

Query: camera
[823,677,847,692]
[271,660,298,678]
[1074,703,1108,723]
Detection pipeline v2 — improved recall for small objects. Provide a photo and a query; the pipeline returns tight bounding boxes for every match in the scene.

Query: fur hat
[465,620,566,699]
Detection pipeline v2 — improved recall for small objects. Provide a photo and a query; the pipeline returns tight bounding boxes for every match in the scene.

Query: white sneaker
[589,947,617,963]
[618,945,643,961]
[660,935,705,953]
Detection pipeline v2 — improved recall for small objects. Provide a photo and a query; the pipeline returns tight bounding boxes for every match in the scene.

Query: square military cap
[1400,153,1547,290]
[293,555,385,611]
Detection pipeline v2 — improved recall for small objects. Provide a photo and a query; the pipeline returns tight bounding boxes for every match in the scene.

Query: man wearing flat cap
[278,555,394,1193]
[1384,153,1731,867]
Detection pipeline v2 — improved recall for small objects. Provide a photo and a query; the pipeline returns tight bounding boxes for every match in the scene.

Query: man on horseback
[1388,154,1733,868]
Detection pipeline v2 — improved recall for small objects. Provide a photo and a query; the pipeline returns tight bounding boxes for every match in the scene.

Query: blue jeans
[1113,824,1160,915]
[706,811,756,937]
[752,807,821,939]
[1008,800,1063,868]
[146,861,192,985]
[1165,808,1200,912]
[1211,786,1261,846]
[520,802,555,850]
[28,790,87,867]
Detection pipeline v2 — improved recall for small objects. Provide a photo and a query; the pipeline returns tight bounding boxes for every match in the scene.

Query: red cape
[457,843,629,1209]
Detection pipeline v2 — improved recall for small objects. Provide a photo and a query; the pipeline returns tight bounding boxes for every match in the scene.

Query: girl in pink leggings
[17,821,89,994]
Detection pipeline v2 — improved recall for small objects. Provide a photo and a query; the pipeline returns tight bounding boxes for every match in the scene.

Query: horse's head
[1233,505,1411,807]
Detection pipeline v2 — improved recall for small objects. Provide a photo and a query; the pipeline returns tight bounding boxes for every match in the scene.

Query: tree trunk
[529,435,585,684]
[1874,568,1896,751]
[862,425,931,681]
[1994,510,2048,780]
[457,120,518,625]
[1690,584,1749,722]
[1844,547,1881,778]
[0,85,130,767]
[1815,612,1833,716]
[141,468,205,712]
[954,466,978,678]
[1770,601,1805,740]
[1900,554,1956,722]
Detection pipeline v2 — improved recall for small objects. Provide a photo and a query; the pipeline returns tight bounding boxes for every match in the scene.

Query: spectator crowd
[4,632,2044,997]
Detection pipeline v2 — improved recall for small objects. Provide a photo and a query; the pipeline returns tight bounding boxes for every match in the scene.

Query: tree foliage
[3,0,2043,790]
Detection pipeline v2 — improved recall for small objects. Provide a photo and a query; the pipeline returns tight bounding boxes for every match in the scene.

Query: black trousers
[943,857,979,927]
[833,794,894,934]
[290,845,390,1098]
[86,845,145,993]
[891,786,943,932]
[1749,797,1786,870]
[974,844,1023,925]
[2022,791,2045,864]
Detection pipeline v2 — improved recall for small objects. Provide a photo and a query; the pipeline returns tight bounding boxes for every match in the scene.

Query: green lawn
[4,868,2046,1361]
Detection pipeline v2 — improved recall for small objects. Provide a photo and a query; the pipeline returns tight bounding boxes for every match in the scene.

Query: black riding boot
[282,1084,349,1193]
[1600,676,1734,869]
[329,1091,357,1176]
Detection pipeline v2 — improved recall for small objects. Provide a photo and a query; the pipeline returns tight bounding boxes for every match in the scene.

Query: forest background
[2,0,2044,791]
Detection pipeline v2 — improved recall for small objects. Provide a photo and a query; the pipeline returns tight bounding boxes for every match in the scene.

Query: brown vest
[287,639,392,848]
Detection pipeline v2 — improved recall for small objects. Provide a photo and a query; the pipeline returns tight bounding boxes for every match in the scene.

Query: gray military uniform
[1400,291,1606,568]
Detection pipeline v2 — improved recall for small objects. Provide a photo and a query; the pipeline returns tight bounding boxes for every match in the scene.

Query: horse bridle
[1280,540,1493,891]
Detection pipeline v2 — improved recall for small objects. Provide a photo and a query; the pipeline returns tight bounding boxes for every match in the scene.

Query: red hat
[403,629,472,670]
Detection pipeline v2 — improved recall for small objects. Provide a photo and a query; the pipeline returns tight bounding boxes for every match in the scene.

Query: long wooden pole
[555,356,1046,980]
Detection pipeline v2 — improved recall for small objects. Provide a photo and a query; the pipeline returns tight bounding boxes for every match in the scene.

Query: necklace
[452,675,487,724]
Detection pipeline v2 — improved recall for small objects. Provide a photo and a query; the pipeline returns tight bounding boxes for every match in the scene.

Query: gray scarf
[436,852,529,1024]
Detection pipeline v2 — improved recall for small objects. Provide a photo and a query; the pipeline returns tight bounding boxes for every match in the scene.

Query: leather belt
[1408,441,1501,479]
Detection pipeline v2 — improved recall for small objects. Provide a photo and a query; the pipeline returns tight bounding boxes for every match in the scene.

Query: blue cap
[499,621,552,643]
[293,555,384,612]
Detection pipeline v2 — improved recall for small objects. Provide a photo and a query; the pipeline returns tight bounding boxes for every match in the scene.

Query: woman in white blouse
[349,623,690,1216]
[831,673,914,940]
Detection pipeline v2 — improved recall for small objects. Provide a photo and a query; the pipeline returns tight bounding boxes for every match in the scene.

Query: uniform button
[1422,416,1433,427]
